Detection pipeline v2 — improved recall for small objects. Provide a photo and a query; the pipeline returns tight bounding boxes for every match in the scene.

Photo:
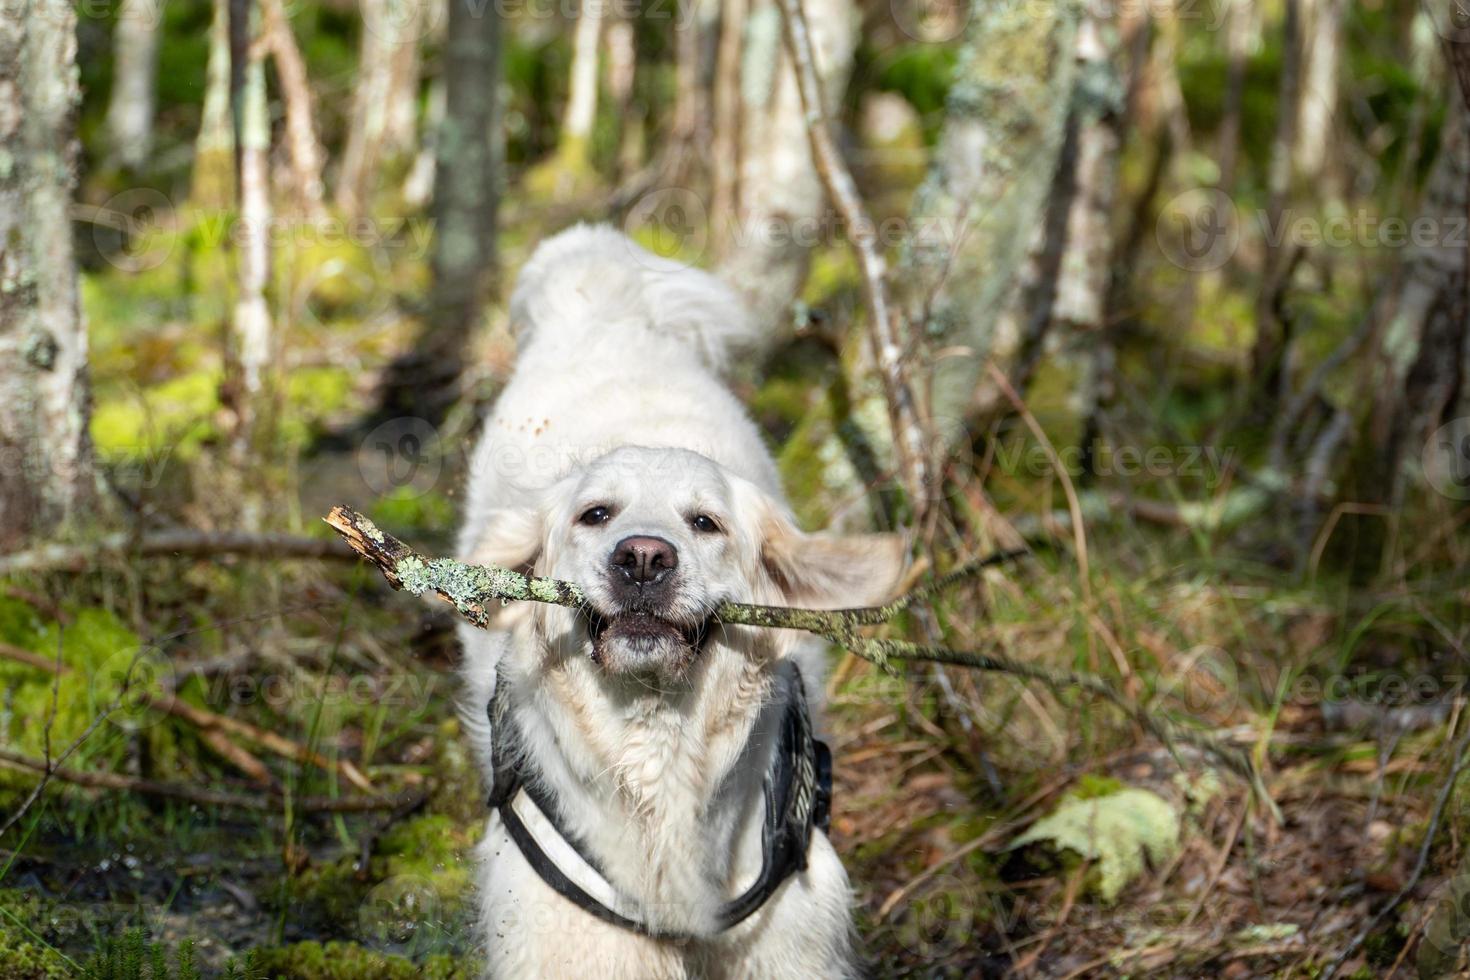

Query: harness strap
[486,661,832,940]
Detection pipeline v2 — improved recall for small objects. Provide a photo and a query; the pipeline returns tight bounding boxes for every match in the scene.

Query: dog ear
[462,507,543,573]
[754,500,909,609]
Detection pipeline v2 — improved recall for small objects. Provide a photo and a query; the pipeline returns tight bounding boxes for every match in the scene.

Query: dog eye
[578,506,612,526]
[689,514,721,534]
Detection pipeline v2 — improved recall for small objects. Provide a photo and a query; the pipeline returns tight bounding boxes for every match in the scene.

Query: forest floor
[2,213,1467,979]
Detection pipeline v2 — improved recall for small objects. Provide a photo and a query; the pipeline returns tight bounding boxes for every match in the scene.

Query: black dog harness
[485,661,832,940]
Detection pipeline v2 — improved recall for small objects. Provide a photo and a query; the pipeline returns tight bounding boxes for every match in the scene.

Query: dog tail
[508,223,758,374]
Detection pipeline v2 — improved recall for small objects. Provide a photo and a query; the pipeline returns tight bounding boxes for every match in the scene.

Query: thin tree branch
[773,0,932,520]
[324,506,1275,803]
[0,641,372,791]
[0,530,354,576]
[0,749,419,814]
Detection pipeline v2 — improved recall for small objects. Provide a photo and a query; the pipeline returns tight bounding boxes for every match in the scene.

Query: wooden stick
[0,529,354,576]
[773,0,932,518]
[323,505,1273,802]
[0,749,417,814]
[0,642,372,790]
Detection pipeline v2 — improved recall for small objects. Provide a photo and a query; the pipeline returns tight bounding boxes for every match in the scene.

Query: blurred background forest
[2,0,1470,975]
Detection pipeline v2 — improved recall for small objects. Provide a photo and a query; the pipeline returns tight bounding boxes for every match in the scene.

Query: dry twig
[0,749,417,814]
[0,529,354,576]
[773,0,932,519]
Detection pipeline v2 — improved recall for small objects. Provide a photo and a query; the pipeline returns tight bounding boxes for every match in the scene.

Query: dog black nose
[610,536,678,586]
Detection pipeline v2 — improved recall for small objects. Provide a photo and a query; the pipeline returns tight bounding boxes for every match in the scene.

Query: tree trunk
[710,0,746,233]
[716,0,855,340]
[376,0,498,423]
[900,0,1079,425]
[105,0,161,170]
[1249,0,1303,415]
[1295,0,1343,186]
[1216,0,1253,189]
[564,0,603,152]
[228,1,274,506]
[192,0,235,209]
[1340,107,1468,577]
[967,3,1122,427]
[605,13,639,179]
[337,0,426,219]
[262,0,326,218]
[0,0,93,547]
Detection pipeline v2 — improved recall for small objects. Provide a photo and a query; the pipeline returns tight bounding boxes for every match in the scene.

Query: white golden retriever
[456,225,906,978]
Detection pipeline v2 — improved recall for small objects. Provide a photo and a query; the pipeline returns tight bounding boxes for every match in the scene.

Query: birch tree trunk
[1295,0,1343,186]
[228,8,274,496]
[337,0,426,219]
[105,0,161,170]
[192,0,235,208]
[0,0,93,547]
[716,0,855,340]
[605,13,640,178]
[900,0,1079,425]
[550,0,603,179]
[377,0,498,422]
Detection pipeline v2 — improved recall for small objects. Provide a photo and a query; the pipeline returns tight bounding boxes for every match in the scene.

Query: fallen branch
[324,506,1275,803]
[0,530,354,576]
[0,749,417,814]
[0,642,372,791]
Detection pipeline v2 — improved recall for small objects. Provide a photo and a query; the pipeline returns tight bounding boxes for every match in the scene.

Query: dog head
[467,446,907,678]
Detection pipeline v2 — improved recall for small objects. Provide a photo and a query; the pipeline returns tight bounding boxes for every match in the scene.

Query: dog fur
[456,225,906,979]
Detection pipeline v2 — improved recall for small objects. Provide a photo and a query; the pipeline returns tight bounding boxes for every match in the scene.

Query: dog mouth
[583,607,714,664]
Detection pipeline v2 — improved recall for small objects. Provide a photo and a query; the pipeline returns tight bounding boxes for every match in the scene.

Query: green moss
[0,890,73,980]
[251,941,472,980]
[372,487,457,535]
[376,813,475,902]
[91,369,223,461]
[0,607,185,795]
